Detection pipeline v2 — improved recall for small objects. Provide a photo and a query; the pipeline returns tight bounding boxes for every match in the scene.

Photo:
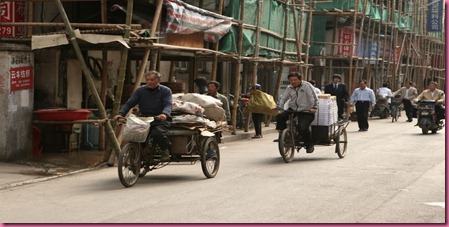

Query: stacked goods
[174,93,226,122]
[171,93,227,129]
[311,94,338,126]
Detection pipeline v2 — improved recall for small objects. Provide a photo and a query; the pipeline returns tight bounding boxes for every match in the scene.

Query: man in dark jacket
[114,71,172,161]
[324,74,349,119]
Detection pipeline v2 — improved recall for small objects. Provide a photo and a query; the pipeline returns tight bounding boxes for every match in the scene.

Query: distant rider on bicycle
[275,72,318,153]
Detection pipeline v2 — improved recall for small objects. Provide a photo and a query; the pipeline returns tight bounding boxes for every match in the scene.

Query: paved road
[0,117,445,223]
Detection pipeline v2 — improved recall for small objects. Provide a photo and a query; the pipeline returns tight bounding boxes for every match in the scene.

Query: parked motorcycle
[370,94,390,119]
[415,100,445,134]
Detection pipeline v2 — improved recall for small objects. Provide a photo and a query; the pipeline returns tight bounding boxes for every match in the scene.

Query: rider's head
[428,81,438,91]
[382,83,389,88]
[287,72,302,88]
[145,71,162,89]
[405,81,413,88]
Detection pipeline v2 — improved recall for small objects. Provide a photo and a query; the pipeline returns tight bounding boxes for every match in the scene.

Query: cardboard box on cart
[311,94,337,144]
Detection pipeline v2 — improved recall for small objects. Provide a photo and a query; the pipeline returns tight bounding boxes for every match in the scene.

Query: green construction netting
[311,0,413,30]
[308,15,327,56]
[219,0,307,59]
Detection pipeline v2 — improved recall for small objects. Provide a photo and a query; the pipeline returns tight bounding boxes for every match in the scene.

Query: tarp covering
[164,0,233,43]
[220,0,307,59]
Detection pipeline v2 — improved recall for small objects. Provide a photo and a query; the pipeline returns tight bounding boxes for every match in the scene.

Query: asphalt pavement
[0,124,278,190]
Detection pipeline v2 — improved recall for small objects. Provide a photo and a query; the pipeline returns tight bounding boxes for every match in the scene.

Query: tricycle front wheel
[118,143,142,187]
[279,129,295,163]
[201,137,220,178]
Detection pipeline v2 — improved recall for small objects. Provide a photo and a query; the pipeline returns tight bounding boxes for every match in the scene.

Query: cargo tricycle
[117,116,221,187]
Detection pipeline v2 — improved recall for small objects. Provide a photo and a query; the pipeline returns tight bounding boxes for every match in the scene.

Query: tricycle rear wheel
[335,127,347,158]
[118,143,142,187]
[279,129,295,163]
[201,137,220,178]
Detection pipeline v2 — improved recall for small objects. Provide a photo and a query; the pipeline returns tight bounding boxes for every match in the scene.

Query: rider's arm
[277,87,291,110]
[436,91,445,104]
[118,88,142,116]
[161,87,172,117]
[414,91,424,102]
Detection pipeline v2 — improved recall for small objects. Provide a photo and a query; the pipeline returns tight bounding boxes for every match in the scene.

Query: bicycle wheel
[118,143,142,187]
[201,137,220,178]
[278,129,295,163]
[335,127,348,158]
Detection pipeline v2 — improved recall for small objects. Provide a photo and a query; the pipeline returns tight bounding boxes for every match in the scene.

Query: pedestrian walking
[250,84,264,139]
[349,79,376,131]
[324,74,349,120]
[308,80,322,94]
[392,81,418,122]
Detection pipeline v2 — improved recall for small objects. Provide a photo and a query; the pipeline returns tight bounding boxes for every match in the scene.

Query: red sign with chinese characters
[0,2,26,37]
[10,66,33,92]
[337,28,354,57]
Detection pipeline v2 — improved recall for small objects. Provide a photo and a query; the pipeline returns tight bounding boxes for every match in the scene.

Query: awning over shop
[164,0,233,43]
[31,29,130,50]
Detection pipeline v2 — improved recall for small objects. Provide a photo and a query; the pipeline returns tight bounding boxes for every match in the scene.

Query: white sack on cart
[172,115,217,128]
[175,93,223,107]
[172,99,204,115]
[122,114,154,143]
[203,106,226,121]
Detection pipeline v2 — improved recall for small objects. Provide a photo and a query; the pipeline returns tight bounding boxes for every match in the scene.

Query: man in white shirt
[349,80,376,131]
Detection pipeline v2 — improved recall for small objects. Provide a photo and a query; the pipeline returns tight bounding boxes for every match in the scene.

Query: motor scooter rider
[377,83,393,105]
[413,81,445,124]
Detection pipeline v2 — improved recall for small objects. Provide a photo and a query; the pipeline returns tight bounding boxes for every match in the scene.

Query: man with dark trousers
[349,79,376,131]
[324,74,349,120]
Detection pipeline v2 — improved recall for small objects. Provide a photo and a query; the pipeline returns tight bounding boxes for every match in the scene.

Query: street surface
[0,117,445,223]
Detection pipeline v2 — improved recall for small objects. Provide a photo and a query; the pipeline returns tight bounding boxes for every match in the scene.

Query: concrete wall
[0,44,34,161]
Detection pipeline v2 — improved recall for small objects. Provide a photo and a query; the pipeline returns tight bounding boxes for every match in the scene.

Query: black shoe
[306,145,314,153]
[359,128,368,131]
[160,150,170,162]
[273,139,279,142]
[406,119,412,122]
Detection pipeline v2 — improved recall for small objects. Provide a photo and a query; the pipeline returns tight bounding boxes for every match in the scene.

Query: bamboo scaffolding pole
[361,9,372,84]
[403,34,412,86]
[395,33,407,79]
[26,1,34,36]
[53,0,122,159]
[291,0,303,71]
[366,19,377,86]
[211,0,223,81]
[101,0,107,24]
[33,119,108,124]
[230,0,245,135]
[0,22,142,29]
[281,3,290,70]
[99,51,108,151]
[353,0,368,87]
[347,0,359,90]
[251,0,263,86]
[293,0,304,74]
[104,0,134,164]
[329,12,339,83]
[168,61,176,82]
[304,1,313,80]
